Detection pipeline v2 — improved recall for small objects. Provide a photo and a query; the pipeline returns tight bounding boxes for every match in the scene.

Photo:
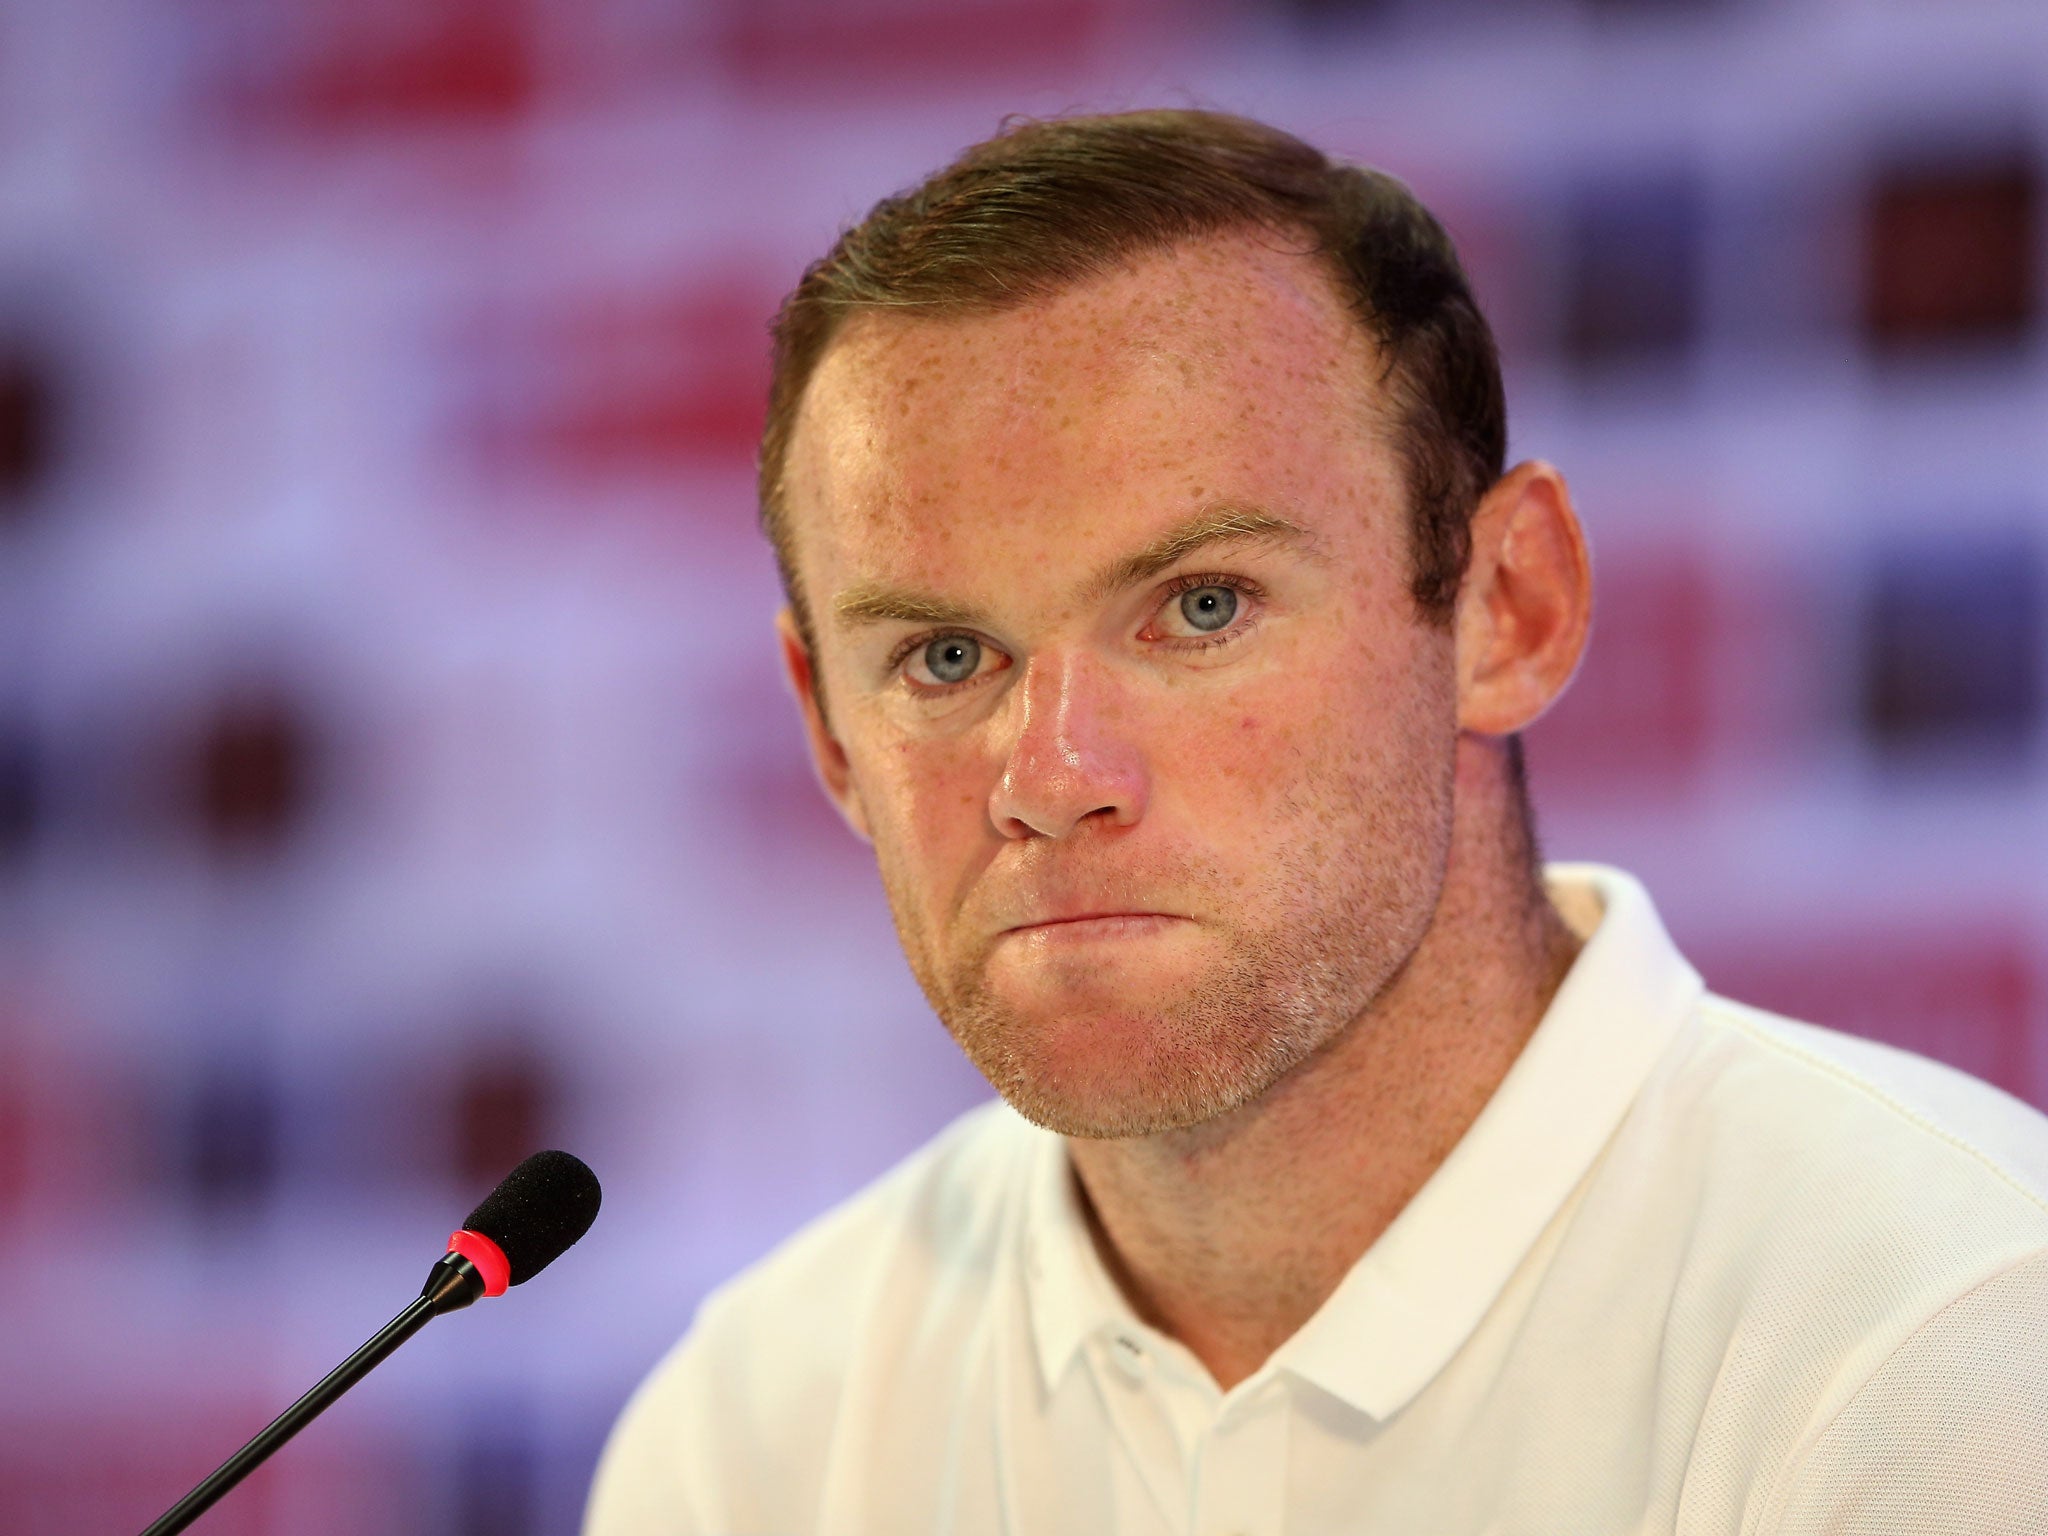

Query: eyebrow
[1083,504,1316,603]
[830,504,1318,631]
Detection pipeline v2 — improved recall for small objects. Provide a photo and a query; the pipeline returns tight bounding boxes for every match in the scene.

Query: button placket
[1089,1328,1194,1534]
[1112,1332,1152,1383]
[1188,1377,1290,1536]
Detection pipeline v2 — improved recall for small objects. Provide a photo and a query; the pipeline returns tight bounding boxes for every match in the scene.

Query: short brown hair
[759,108,1506,658]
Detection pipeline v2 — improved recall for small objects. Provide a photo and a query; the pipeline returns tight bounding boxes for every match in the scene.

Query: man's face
[780,232,1461,1139]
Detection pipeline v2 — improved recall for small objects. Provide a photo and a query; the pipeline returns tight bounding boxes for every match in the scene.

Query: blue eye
[924,636,981,683]
[1179,585,1238,633]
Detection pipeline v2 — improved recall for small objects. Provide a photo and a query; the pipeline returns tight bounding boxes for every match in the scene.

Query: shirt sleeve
[1766,1247,2048,1536]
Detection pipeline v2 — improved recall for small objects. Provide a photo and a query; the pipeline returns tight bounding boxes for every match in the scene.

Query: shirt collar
[1020,863,1702,1414]
[1274,862,1700,1419]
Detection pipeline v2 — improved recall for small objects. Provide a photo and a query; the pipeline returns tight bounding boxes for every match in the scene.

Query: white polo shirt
[585,866,2048,1534]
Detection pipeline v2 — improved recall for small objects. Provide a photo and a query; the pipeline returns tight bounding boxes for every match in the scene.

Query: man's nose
[987,652,1149,840]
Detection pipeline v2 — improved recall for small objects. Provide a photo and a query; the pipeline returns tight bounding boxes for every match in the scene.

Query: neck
[1064,738,1582,1391]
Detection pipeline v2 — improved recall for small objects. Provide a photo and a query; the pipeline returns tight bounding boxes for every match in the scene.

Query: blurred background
[1,0,2044,1529]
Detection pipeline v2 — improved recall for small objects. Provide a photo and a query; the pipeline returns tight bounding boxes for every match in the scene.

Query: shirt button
[1111,1333,1150,1382]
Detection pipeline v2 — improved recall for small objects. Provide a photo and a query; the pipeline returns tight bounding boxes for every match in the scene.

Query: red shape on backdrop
[1523,547,1715,797]
[535,286,771,468]
[722,0,1111,85]
[186,689,320,861]
[212,0,537,131]
[0,1407,415,1536]
[1699,930,2038,1103]
[464,278,777,479]
[0,342,61,518]
[0,1052,26,1223]
[451,1040,556,1194]
[0,992,141,1224]
[1864,156,2039,350]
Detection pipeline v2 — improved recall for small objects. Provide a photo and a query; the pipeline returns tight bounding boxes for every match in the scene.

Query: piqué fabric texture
[584,866,2048,1536]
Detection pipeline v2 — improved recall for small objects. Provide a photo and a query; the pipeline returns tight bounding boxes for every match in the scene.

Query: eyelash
[887,571,1265,694]
[885,628,999,696]
[1149,572,1265,650]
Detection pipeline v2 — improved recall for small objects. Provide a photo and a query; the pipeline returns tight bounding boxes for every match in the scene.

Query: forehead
[781,231,1397,599]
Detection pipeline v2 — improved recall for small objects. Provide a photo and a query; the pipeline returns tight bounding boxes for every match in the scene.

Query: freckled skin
[783,232,1453,1137]
[778,231,1591,1389]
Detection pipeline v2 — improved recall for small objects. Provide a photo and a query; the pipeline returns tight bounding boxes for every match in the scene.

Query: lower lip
[1002,914,1184,944]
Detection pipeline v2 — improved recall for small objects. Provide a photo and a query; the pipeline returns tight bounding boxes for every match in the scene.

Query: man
[586,111,2048,1533]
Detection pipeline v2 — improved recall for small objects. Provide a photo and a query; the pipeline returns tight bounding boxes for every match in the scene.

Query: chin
[952,1001,1308,1140]
[918,898,1394,1139]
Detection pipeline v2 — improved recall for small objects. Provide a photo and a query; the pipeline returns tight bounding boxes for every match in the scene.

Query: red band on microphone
[447,1229,511,1297]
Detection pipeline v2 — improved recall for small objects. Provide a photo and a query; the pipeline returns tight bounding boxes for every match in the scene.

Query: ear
[777,607,873,843]
[1454,460,1593,736]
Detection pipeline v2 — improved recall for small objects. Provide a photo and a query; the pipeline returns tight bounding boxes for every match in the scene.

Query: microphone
[140,1150,602,1536]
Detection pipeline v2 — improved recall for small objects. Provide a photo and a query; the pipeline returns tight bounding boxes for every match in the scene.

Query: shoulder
[1653,992,2048,1322]
[1759,1244,2048,1534]
[583,1097,1043,1534]
[1624,995,2048,1525]
[1688,994,2048,1223]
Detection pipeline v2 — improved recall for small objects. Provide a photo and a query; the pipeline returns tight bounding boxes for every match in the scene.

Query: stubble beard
[942,907,1377,1140]
[879,788,1452,1142]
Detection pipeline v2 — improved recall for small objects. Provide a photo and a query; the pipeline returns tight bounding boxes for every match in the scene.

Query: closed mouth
[1003,911,1180,934]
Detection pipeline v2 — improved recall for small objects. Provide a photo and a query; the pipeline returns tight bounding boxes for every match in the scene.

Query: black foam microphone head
[461,1150,602,1286]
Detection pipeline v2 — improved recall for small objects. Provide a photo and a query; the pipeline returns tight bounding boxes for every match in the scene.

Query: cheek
[858,734,996,895]
[1145,686,1311,841]
[1185,631,1456,827]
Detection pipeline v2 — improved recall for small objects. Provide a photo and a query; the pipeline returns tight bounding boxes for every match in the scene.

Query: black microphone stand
[140,1253,486,1536]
